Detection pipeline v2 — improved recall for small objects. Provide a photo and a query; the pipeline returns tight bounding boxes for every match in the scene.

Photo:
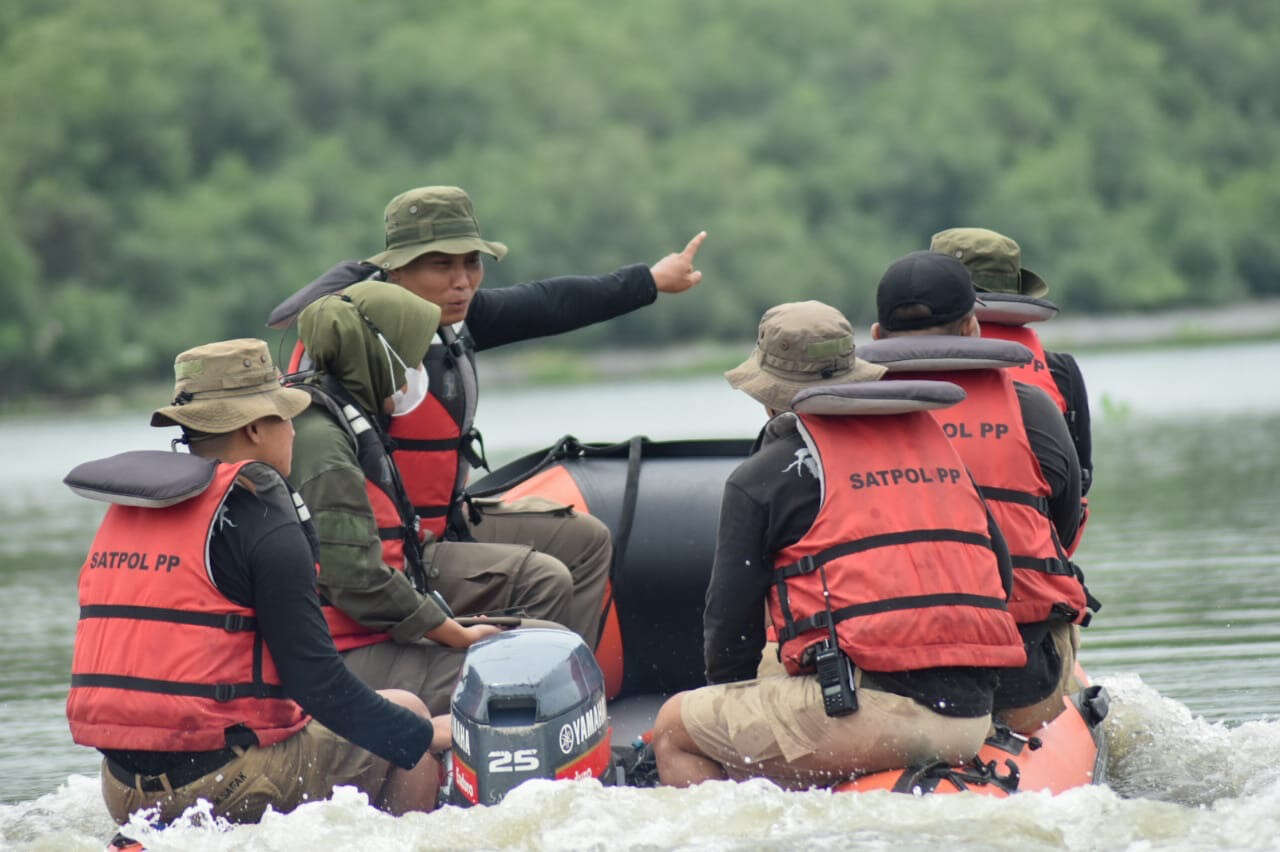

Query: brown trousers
[100,720,389,825]
[680,672,991,790]
[343,497,610,712]
[457,495,611,646]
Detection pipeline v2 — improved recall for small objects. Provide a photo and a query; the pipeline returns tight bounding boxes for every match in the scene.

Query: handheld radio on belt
[814,564,857,716]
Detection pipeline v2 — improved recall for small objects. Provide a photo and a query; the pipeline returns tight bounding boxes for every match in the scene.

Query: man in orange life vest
[651,302,1025,788]
[66,339,448,826]
[931,228,1094,509]
[868,251,1099,733]
[269,186,705,650]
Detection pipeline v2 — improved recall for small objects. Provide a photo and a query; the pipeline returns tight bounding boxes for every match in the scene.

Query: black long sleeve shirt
[1013,380,1083,548]
[465,263,657,350]
[703,426,1011,719]
[1046,350,1093,494]
[103,485,434,775]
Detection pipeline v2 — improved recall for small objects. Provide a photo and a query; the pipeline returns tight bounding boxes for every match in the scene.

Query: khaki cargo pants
[445,495,611,646]
[996,620,1081,734]
[100,720,390,826]
[680,672,991,790]
[342,498,605,714]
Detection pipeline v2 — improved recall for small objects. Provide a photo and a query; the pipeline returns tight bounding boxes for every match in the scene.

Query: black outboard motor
[449,629,611,806]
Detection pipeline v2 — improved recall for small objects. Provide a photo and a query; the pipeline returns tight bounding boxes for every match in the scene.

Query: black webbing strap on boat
[775,592,1010,643]
[595,436,646,647]
[466,435,753,501]
[462,435,590,500]
[889,756,1021,795]
[70,674,286,702]
[977,486,1051,516]
[79,605,257,632]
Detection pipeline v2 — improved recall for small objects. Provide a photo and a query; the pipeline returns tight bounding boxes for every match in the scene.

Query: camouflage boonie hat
[725,301,887,412]
[930,227,1049,297]
[150,339,310,432]
[366,186,508,271]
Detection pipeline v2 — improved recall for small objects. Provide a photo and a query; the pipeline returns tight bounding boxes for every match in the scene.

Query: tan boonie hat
[725,301,887,412]
[150,338,310,432]
[366,185,509,271]
[930,227,1049,298]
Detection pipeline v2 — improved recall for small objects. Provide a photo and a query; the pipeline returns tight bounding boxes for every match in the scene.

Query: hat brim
[151,385,311,432]
[1019,267,1049,298]
[725,352,888,412]
[366,236,508,271]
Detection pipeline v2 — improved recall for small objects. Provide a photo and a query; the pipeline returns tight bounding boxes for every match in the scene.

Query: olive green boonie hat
[930,227,1049,298]
[150,338,310,432]
[725,301,887,412]
[366,186,509,271]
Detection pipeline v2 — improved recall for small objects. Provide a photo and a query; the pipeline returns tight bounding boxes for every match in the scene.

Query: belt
[105,747,240,793]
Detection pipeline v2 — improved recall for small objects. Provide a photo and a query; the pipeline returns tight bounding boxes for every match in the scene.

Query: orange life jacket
[902,368,1095,625]
[67,461,310,752]
[977,324,1093,555]
[979,324,1067,412]
[290,326,482,540]
[768,411,1025,675]
[290,378,444,652]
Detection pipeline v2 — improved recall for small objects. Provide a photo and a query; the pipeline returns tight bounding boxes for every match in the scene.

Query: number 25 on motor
[488,749,540,773]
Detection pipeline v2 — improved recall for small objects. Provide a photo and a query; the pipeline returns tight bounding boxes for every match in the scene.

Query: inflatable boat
[461,431,1109,800]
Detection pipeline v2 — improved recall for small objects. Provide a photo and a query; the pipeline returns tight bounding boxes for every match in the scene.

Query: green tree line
[2,0,1278,396]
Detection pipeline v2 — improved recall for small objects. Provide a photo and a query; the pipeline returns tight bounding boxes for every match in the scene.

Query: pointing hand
[650,231,707,294]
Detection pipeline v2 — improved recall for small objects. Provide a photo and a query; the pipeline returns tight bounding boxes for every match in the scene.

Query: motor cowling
[449,629,611,806]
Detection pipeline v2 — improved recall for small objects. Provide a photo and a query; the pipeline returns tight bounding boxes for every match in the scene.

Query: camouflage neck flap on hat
[298,281,441,415]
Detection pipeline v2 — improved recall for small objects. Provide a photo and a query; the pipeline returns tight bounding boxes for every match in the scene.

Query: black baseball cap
[876,250,980,331]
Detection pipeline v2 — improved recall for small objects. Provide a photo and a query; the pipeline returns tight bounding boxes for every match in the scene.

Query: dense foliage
[2,0,1278,395]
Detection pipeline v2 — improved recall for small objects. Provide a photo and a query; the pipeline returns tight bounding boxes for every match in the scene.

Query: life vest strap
[775,592,1010,643]
[776,529,994,579]
[977,486,1050,516]
[79,605,257,632]
[1009,555,1077,577]
[70,674,285,702]
[392,436,462,452]
[412,504,449,519]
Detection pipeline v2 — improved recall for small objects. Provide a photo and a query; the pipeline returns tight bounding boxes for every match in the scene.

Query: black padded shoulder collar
[789,379,966,416]
[64,451,218,507]
[266,260,381,329]
[973,292,1059,326]
[859,336,1033,373]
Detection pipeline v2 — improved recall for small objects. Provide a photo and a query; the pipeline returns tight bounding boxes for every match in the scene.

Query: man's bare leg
[373,689,442,814]
[652,693,728,787]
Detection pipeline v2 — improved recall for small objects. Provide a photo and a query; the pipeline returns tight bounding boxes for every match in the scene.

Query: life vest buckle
[213,683,236,703]
[222,613,252,632]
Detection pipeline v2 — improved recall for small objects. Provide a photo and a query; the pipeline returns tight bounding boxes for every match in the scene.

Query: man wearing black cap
[931,228,1094,544]
[869,252,1096,733]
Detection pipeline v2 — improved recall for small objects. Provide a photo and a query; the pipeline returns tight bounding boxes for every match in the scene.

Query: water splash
[6,676,1280,851]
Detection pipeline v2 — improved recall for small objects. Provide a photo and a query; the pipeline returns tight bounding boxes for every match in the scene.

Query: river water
[2,340,1279,851]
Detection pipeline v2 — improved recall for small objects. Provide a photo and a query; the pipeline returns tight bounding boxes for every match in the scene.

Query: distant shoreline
[479,297,1280,388]
[7,299,1280,417]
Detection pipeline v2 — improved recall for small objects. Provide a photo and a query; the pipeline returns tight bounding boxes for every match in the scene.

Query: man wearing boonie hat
[66,338,448,829]
[652,302,1024,789]
[930,227,1094,507]
[870,251,1096,734]
[269,186,708,649]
